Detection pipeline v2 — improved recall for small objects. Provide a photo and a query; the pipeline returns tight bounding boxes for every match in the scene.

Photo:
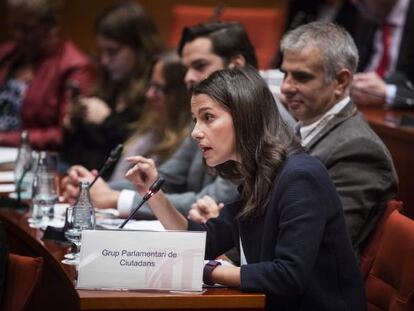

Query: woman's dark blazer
[189,153,366,311]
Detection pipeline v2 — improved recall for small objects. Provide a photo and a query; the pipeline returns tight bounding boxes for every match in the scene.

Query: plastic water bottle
[30,154,58,227]
[14,131,32,196]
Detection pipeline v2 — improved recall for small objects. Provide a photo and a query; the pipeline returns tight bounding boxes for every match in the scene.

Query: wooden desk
[360,107,414,218]
[0,207,265,311]
[79,288,264,311]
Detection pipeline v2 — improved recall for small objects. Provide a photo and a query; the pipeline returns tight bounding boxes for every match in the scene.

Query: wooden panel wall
[0,0,286,54]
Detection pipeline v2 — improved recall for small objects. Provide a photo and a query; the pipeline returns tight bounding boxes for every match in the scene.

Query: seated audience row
[1,0,412,157]
[0,0,404,308]
[64,21,397,260]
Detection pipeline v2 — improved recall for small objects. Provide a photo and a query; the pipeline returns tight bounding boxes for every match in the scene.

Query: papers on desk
[95,208,120,218]
[94,208,164,230]
[0,183,15,193]
[44,204,165,231]
[97,218,165,231]
[0,147,17,164]
[8,191,31,199]
[0,171,14,182]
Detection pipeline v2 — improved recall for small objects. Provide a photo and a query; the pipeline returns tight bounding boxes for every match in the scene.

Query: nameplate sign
[77,229,206,292]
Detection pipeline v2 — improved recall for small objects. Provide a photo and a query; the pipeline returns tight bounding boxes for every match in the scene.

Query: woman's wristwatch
[203,260,222,286]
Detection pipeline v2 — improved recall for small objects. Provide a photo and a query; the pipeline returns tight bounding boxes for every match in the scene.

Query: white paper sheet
[54,203,70,219]
[0,147,18,164]
[0,171,15,182]
[97,219,165,231]
[0,183,15,193]
[95,208,120,218]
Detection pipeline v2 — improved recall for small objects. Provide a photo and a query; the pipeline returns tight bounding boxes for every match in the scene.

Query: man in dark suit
[351,0,414,108]
[270,0,362,68]
[276,21,398,256]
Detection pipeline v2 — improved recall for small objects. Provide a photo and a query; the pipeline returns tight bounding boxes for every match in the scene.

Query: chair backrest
[168,5,285,69]
[0,211,80,310]
[0,253,43,311]
[365,210,414,311]
[359,200,404,280]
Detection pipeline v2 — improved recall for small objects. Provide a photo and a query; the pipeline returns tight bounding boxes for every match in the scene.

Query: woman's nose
[191,123,203,140]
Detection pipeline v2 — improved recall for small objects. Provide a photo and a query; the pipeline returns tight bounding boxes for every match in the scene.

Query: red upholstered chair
[168,5,285,69]
[359,200,404,280]
[0,212,80,310]
[365,210,414,310]
[0,254,43,311]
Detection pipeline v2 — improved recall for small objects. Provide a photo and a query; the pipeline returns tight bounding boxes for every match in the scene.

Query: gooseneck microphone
[119,177,165,229]
[89,144,123,188]
[16,161,32,208]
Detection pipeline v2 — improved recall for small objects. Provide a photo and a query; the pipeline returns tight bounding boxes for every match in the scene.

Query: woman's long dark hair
[192,67,302,219]
[93,0,163,111]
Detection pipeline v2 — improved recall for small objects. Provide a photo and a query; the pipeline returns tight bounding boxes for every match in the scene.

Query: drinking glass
[62,203,95,266]
[27,151,41,226]
[37,150,60,199]
[40,151,59,174]
[30,172,58,228]
[61,207,78,265]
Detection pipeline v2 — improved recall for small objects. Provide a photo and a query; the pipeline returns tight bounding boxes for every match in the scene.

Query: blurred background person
[351,0,414,108]
[0,0,94,149]
[61,0,163,178]
[109,50,191,183]
[270,0,362,68]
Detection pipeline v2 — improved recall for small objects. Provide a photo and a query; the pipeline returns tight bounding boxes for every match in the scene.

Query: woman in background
[109,50,190,183]
[125,67,365,310]
[62,0,163,178]
[0,0,94,149]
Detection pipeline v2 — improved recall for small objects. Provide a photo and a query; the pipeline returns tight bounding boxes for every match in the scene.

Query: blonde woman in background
[109,50,191,182]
